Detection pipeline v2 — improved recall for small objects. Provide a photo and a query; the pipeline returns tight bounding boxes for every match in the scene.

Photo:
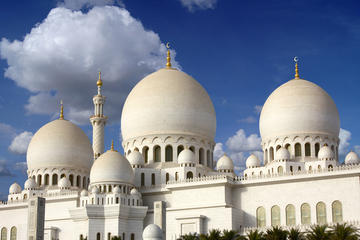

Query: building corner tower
[90,72,107,160]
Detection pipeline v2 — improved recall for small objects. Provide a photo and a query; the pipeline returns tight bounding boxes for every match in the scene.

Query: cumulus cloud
[9,131,33,155]
[14,162,28,176]
[0,6,178,125]
[213,143,224,160]
[0,159,12,177]
[226,129,262,152]
[179,0,217,11]
[339,128,351,155]
[58,0,121,10]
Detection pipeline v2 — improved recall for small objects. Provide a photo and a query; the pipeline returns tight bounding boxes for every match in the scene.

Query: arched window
[123,233,125,240]
[298,166,301,171]
[305,143,311,156]
[276,145,281,151]
[131,233,135,240]
[285,144,291,152]
[141,173,145,186]
[80,234,84,240]
[256,207,266,227]
[151,173,155,185]
[265,149,268,163]
[37,175,42,186]
[52,174,58,185]
[153,145,161,162]
[166,173,169,183]
[295,143,301,157]
[175,172,178,181]
[44,174,49,185]
[270,147,274,161]
[190,146,195,153]
[316,202,327,225]
[10,227,16,240]
[142,146,149,163]
[107,232,111,240]
[186,171,193,179]
[290,166,293,172]
[24,194,27,200]
[69,174,74,186]
[83,176,86,188]
[301,203,311,225]
[206,150,210,166]
[271,205,280,226]
[177,145,184,156]
[1,228,7,240]
[309,166,312,171]
[76,175,81,187]
[328,165,333,170]
[60,173,65,179]
[96,233,101,240]
[286,204,296,226]
[315,143,320,157]
[332,200,343,223]
[165,145,173,162]
[277,166,284,174]
[199,148,204,164]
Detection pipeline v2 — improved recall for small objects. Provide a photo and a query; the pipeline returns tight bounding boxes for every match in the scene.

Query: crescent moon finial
[166,42,172,68]
[294,56,300,79]
[166,42,170,49]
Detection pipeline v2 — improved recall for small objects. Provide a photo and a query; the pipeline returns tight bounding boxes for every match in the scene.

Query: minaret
[90,72,107,160]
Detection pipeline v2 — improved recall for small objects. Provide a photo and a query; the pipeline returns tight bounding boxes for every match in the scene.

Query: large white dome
[27,119,93,172]
[90,149,134,185]
[121,68,216,141]
[260,79,340,141]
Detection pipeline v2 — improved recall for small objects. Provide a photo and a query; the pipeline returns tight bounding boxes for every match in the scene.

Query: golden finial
[166,42,172,68]
[294,56,300,79]
[97,71,103,87]
[59,100,64,120]
[111,140,114,151]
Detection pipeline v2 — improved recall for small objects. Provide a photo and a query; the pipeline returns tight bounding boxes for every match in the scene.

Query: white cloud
[238,116,257,124]
[8,131,33,155]
[179,0,217,11]
[226,129,262,152]
[14,162,28,176]
[339,128,351,156]
[0,159,12,177]
[213,143,224,160]
[58,0,121,10]
[254,105,263,114]
[0,6,178,125]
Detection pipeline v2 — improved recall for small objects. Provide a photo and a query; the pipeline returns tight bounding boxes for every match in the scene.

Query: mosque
[0,48,360,240]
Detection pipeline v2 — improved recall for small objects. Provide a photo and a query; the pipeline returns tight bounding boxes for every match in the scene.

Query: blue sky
[0,0,360,199]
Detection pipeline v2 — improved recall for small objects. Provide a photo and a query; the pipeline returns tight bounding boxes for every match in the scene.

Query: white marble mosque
[1,50,360,240]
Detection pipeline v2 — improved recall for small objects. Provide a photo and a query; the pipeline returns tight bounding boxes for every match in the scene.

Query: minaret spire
[90,72,107,160]
[59,100,64,120]
[294,56,300,79]
[166,42,172,68]
[111,140,115,151]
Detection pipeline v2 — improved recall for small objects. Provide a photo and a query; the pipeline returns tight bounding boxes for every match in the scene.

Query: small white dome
[90,149,134,185]
[58,177,71,189]
[246,154,260,168]
[275,147,290,161]
[91,186,99,194]
[9,183,21,194]
[178,148,195,164]
[113,186,121,194]
[143,224,162,240]
[345,151,360,165]
[318,146,334,160]
[27,119,93,172]
[127,150,145,166]
[24,178,37,190]
[130,188,141,197]
[216,154,234,171]
[80,189,88,197]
